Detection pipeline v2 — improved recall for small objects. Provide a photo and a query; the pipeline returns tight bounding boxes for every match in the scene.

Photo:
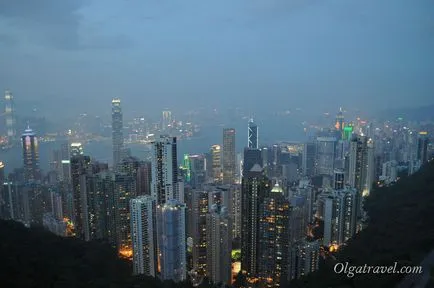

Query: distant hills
[377,104,434,122]
[290,161,434,288]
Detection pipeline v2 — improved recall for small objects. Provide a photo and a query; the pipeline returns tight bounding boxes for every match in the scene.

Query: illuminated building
[130,195,156,276]
[70,142,84,157]
[21,127,40,182]
[157,199,186,282]
[112,98,124,169]
[70,155,91,239]
[417,132,429,165]
[343,123,354,141]
[241,164,271,278]
[162,110,172,131]
[302,142,315,177]
[315,137,336,176]
[183,154,206,188]
[206,205,232,286]
[348,135,375,204]
[381,160,398,184]
[334,107,345,137]
[316,188,358,246]
[4,89,16,140]
[42,212,67,236]
[210,145,222,183]
[248,119,258,149]
[289,239,320,280]
[115,173,136,256]
[151,135,179,204]
[222,128,236,184]
[258,184,290,287]
[119,156,152,196]
[191,190,209,276]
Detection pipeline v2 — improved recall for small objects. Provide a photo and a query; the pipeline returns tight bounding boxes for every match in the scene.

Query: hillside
[291,161,434,288]
[0,220,189,288]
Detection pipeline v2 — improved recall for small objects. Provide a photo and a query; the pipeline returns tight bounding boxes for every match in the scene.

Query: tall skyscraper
[348,135,375,198]
[157,199,186,282]
[417,132,429,165]
[258,183,290,287]
[206,205,232,286]
[210,145,222,184]
[241,164,271,278]
[130,195,156,276]
[70,142,84,157]
[162,110,172,131]
[302,142,316,177]
[4,89,16,139]
[334,107,345,138]
[333,169,345,190]
[70,155,91,239]
[222,128,236,185]
[191,190,209,276]
[248,119,258,149]
[243,148,263,177]
[22,127,40,182]
[151,136,179,204]
[289,239,320,280]
[315,137,336,176]
[112,98,124,169]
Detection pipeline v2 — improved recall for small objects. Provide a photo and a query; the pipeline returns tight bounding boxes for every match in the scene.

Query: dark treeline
[290,161,434,288]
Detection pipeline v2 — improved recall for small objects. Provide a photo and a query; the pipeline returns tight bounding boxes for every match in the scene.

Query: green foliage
[290,161,434,288]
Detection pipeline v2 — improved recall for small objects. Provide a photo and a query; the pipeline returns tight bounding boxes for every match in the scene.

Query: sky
[0,0,433,120]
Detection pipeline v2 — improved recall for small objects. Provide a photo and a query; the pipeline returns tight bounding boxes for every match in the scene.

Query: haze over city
[1,0,434,119]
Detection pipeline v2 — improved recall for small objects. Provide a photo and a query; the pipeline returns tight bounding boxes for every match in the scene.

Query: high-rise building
[248,119,258,149]
[417,132,429,165]
[4,89,16,140]
[222,128,236,184]
[162,110,172,131]
[348,135,375,199]
[157,199,186,282]
[333,169,345,190]
[206,205,232,285]
[289,239,320,280]
[243,148,263,177]
[70,142,84,157]
[112,98,124,169]
[241,164,271,278]
[258,183,290,287]
[302,142,315,177]
[183,154,207,188]
[130,195,156,277]
[334,107,345,138]
[70,155,91,239]
[151,136,179,204]
[315,137,336,176]
[191,190,209,276]
[210,145,222,183]
[22,127,40,182]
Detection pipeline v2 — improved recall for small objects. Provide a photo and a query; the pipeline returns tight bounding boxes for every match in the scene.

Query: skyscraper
[243,148,263,177]
[70,142,84,157]
[334,107,345,138]
[112,98,124,169]
[222,128,236,185]
[157,199,187,282]
[258,183,290,287]
[70,155,91,239]
[302,142,316,177]
[130,195,156,277]
[206,205,232,285]
[315,137,336,176]
[348,135,375,198]
[241,164,271,278]
[417,132,429,165]
[4,89,16,140]
[333,169,345,190]
[289,239,320,280]
[248,119,258,149]
[162,110,172,131]
[22,127,40,182]
[191,190,209,276]
[210,145,222,184]
[151,136,179,204]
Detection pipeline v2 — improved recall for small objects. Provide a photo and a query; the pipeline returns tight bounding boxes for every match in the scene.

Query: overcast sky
[0,0,433,120]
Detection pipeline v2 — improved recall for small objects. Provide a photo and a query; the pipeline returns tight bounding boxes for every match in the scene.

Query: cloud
[0,0,132,50]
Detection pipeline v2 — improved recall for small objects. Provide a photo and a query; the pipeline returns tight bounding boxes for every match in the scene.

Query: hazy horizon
[1,0,433,120]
